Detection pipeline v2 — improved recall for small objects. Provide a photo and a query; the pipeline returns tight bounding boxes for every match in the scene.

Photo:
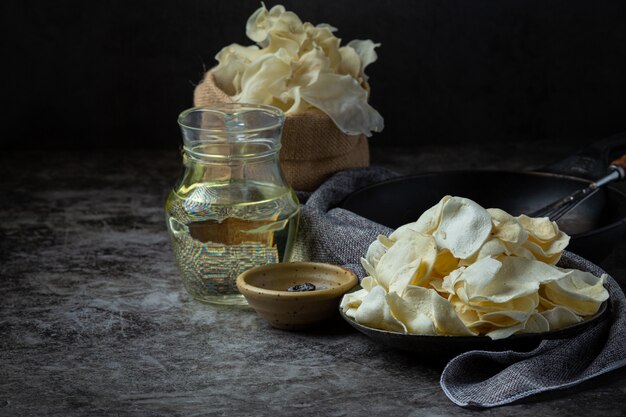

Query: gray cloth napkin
[294,167,626,408]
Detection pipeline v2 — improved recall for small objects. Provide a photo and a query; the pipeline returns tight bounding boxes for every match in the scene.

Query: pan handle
[540,131,626,180]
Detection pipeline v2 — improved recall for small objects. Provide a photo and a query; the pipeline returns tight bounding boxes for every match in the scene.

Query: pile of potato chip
[340,196,609,340]
[212,4,384,137]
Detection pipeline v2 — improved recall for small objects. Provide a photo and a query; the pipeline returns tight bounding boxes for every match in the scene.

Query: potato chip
[429,277,445,293]
[338,45,361,80]
[508,244,536,261]
[488,208,528,245]
[540,306,583,330]
[236,53,292,105]
[300,72,384,136]
[451,256,570,304]
[345,39,380,82]
[386,292,437,334]
[378,234,395,248]
[360,276,377,292]
[521,238,569,265]
[473,238,507,261]
[516,214,570,265]
[340,289,368,319]
[522,313,550,334]
[486,323,526,340]
[441,266,466,297]
[387,259,423,295]
[543,270,608,315]
[478,310,532,328]
[340,275,381,319]
[433,249,459,277]
[401,286,475,336]
[213,44,263,95]
[448,294,480,325]
[434,197,492,259]
[463,295,539,330]
[365,237,388,268]
[472,287,536,307]
[375,232,437,293]
[390,196,452,240]
[517,214,559,241]
[388,223,422,242]
[354,285,406,332]
[360,257,377,280]
[246,4,304,45]
[442,257,501,300]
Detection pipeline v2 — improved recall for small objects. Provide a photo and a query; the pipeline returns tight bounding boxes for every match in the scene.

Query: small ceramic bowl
[236,262,358,330]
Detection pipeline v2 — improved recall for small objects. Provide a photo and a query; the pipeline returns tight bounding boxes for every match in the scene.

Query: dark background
[3,0,626,150]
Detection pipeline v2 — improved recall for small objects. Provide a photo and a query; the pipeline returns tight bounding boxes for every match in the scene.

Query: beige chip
[401,286,475,336]
[434,197,492,259]
[354,285,406,333]
[447,256,570,304]
[375,231,437,294]
[543,269,608,315]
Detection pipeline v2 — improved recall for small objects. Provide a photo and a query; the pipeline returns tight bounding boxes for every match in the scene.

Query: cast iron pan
[339,133,626,263]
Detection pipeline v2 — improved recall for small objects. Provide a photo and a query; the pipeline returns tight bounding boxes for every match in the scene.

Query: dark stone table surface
[2,143,625,416]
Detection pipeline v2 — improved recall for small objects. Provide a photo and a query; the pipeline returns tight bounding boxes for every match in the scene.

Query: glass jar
[165,104,300,305]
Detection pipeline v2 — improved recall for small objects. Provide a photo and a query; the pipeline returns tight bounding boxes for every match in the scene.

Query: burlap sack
[193,71,370,191]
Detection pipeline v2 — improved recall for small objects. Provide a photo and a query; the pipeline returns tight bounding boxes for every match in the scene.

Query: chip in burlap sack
[193,70,369,192]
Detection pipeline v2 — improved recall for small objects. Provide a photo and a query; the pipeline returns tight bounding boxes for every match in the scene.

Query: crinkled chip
[386,292,437,334]
[448,294,480,326]
[478,309,532,328]
[401,286,475,336]
[360,257,377,280]
[360,276,377,292]
[389,223,422,242]
[387,259,423,295]
[517,214,559,241]
[486,322,526,340]
[521,238,569,265]
[346,39,380,82]
[340,288,368,319]
[487,208,528,254]
[365,236,388,269]
[465,294,539,329]
[522,313,550,334]
[471,292,539,315]
[433,249,459,277]
[472,238,507,262]
[442,257,501,301]
[340,288,367,310]
[375,232,437,293]
[540,306,583,330]
[452,256,570,304]
[429,277,446,294]
[543,270,608,315]
[354,286,406,333]
[434,197,492,259]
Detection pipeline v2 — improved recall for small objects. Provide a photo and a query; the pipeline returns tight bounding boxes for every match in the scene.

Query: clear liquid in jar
[165,180,299,305]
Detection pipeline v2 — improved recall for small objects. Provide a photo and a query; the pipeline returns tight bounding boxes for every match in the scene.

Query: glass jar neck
[181,147,288,187]
[176,104,290,189]
[178,104,284,158]
[182,140,280,165]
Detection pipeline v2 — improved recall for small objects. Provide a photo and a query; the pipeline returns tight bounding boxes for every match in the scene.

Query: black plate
[340,301,608,358]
